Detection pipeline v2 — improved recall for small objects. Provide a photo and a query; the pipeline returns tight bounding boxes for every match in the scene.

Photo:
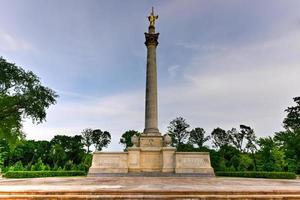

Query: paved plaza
[0,176,300,199]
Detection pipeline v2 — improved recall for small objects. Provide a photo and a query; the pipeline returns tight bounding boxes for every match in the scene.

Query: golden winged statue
[148,7,158,27]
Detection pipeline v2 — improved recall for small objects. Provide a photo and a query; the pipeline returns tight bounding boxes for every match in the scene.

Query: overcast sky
[1,0,300,150]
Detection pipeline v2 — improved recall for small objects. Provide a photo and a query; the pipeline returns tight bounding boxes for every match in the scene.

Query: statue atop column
[148,7,158,27]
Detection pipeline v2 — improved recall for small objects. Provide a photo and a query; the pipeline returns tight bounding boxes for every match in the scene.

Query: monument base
[88,136,214,176]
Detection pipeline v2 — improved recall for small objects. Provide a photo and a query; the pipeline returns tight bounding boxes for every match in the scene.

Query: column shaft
[144,44,158,134]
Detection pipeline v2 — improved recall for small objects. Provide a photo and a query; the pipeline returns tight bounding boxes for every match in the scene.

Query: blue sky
[1,0,300,150]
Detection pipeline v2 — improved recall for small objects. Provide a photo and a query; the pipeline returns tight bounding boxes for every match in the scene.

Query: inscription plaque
[140,136,163,147]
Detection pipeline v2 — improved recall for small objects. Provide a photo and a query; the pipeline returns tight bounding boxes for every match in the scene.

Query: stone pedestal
[162,147,176,172]
[89,135,214,176]
[140,147,162,172]
[128,147,141,172]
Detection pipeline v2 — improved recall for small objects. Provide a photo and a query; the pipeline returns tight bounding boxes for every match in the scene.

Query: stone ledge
[87,172,215,177]
[176,152,210,155]
[93,151,128,154]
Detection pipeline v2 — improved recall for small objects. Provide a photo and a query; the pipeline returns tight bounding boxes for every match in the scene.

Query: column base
[143,128,160,136]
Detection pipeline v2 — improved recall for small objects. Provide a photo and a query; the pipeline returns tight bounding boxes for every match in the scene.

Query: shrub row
[4,171,86,178]
[216,171,296,179]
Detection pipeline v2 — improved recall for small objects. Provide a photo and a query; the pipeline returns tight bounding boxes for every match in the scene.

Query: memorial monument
[88,8,214,176]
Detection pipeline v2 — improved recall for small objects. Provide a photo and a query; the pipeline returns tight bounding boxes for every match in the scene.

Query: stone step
[88,172,215,177]
[0,191,300,199]
[1,177,300,199]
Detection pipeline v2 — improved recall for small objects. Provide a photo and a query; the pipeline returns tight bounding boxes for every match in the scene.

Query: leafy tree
[188,127,210,148]
[50,135,85,165]
[227,125,257,153]
[0,138,9,168]
[167,117,190,148]
[91,129,111,151]
[81,128,93,153]
[64,160,74,171]
[283,97,300,131]
[240,125,257,170]
[228,128,244,151]
[176,143,197,152]
[9,140,51,167]
[219,145,241,171]
[211,127,230,149]
[119,130,140,151]
[9,161,24,171]
[274,129,300,173]
[50,143,66,166]
[257,137,286,171]
[0,57,58,143]
[240,125,257,153]
[227,128,245,151]
[31,157,46,171]
[238,154,254,171]
[83,154,92,171]
[0,128,24,150]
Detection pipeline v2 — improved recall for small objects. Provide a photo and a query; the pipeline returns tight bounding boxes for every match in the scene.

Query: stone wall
[175,152,214,175]
[88,152,128,174]
[88,150,214,176]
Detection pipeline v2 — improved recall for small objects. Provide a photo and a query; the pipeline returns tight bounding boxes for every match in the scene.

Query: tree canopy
[119,130,141,151]
[0,57,58,143]
[91,129,111,151]
[283,96,300,131]
[189,127,210,148]
[167,117,190,148]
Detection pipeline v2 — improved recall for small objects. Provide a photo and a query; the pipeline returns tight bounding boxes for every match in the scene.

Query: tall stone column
[143,20,160,135]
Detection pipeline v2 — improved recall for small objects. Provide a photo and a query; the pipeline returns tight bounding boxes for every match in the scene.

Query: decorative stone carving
[131,134,139,147]
[163,134,172,147]
[139,136,163,147]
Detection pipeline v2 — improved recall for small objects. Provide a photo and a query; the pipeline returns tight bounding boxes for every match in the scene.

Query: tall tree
[228,128,244,151]
[188,127,210,148]
[0,138,9,168]
[119,130,140,151]
[228,125,257,153]
[50,135,85,165]
[257,136,286,171]
[81,128,93,153]
[167,117,190,148]
[274,129,300,173]
[0,57,57,144]
[92,129,111,151]
[211,127,230,149]
[283,96,300,131]
[50,143,66,166]
[241,125,258,170]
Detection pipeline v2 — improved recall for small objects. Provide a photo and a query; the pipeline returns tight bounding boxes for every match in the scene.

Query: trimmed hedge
[216,171,296,179]
[4,171,86,178]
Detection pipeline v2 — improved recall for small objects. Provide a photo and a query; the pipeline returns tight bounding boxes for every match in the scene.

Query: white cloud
[21,1,300,151]
[24,28,300,151]
[23,91,145,151]
[0,31,34,52]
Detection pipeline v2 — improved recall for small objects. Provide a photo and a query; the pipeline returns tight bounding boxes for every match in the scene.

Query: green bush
[64,160,73,171]
[216,171,296,179]
[57,166,63,171]
[32,158,46,171]
[77,163,86,171]
[9,161,25,171]
[3,171,86,178]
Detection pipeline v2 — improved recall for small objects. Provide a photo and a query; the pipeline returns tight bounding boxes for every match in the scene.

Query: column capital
[145,32,159,47]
